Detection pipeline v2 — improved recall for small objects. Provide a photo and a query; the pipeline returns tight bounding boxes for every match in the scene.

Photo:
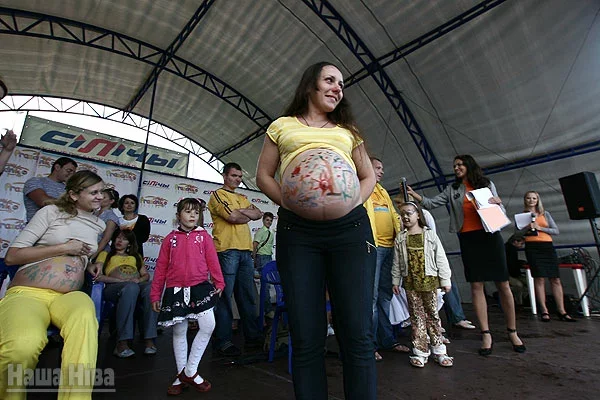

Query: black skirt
[157,281,219,327]
[525,241,559,278]
[459,230,509,282]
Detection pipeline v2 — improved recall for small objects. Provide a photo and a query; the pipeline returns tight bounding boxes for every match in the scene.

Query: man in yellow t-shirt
[364,157,408,361]
[208,162,263,357]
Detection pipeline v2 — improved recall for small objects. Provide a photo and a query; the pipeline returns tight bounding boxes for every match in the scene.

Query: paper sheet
[466,187,495,208]
[514,212,533,230]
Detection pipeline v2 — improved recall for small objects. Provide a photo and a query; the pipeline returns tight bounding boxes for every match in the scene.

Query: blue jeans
[372,246,396,349]
[254,254,273,271]
[255,254,273,315]
[214,250,261,349]
[442,279,467,325]
[276,206,377,400]
[103,281,158,341]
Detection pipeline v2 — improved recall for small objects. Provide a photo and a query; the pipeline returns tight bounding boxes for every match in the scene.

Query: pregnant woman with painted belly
[256,62,377,400]
[282,148,361,221]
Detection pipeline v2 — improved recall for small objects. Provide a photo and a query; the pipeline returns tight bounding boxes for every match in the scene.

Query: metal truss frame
[0,7,272,131]
[388,139,600,194]
[303,0,445,190]
[124,0,215,112]
[210,123,270,161]
[0,94,223,175]
[345,0,508,87]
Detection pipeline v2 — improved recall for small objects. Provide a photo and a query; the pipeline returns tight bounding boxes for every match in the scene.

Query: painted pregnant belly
[280,148,361,220]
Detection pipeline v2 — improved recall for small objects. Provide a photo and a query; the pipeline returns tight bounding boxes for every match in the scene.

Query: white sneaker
[327,324,335,336]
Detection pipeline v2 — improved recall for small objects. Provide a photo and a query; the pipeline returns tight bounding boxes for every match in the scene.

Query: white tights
[171,309,215,385]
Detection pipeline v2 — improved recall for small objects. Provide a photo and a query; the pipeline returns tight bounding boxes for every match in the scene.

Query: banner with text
[0,148,278,283]
[0,147,140,296]
[138,170,279,275]
[20,115,188,176]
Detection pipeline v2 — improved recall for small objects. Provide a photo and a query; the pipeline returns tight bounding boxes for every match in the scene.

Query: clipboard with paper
[465,188,511,233]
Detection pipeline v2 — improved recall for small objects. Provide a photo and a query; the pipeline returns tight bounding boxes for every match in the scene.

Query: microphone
[525,212,538,236]
[400,177,409,202]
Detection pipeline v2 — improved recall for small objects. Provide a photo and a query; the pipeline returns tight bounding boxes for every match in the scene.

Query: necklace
[300,115,329,128]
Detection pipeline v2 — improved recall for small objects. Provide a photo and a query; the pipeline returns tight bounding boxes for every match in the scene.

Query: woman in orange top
[407,155,525,356]
[520,191,576,322]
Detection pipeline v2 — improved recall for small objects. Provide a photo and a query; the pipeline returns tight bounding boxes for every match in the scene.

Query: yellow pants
[0,286,98,400]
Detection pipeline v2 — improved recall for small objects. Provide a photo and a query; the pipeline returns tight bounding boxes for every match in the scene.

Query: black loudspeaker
[559,172,600,220]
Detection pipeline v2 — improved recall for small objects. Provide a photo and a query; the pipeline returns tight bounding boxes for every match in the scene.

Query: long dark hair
[103,229,143,272]
[452,154,490,189]
[282,61,361,140]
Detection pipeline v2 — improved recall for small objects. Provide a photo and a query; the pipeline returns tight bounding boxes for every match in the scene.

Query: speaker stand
[576,218,600,313]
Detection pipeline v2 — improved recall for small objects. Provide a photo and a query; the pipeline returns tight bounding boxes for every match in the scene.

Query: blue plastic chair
[259,261,292,374]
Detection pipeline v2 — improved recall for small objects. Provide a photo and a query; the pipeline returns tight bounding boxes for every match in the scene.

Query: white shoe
[327,324,335,336]
[454,320,476,330]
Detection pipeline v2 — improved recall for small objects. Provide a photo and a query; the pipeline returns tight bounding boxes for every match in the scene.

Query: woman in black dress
[407,155,525,356]
[520,191,576,322]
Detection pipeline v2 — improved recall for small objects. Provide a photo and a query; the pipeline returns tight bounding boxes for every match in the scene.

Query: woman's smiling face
[453,158,467,180]
[308,65,344,114]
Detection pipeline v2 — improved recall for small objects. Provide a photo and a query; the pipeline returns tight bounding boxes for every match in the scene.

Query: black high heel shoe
[478,330,493,356]
[507,328,526,353]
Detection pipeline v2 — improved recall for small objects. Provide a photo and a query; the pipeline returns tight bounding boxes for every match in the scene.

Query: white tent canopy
[1,0,599,263]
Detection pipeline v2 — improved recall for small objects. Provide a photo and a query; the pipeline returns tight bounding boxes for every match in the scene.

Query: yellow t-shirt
[371,190,395,247]
[96,251,139,277]
[266,116,362,179]
[208,188,253,252]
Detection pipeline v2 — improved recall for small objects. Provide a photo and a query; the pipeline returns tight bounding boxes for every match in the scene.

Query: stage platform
[30,303,599,400]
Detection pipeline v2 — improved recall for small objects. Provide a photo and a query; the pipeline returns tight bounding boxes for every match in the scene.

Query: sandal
[540,312,551,322]
[478,330,493,356]
[558,313,577,322]
[374,351,383,362]
[507,328,526,353]
[433,354,454,367]
[409,355,428,368]
[391,343,410,353]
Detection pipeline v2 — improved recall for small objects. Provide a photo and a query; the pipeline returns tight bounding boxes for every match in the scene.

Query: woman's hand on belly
[9,256,87,293]
[281,148,361,220]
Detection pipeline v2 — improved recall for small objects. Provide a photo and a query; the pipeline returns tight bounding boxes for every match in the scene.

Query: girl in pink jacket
[151,198,225,395]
